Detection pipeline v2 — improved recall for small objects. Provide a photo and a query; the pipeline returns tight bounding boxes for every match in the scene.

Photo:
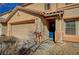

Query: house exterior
[45,3,79,42]
[6,6,47,42]
[0,12,11,36]
[0,3,31,36]
[6,3,59,43]
[59,3,79,42]
[1,3,79,43]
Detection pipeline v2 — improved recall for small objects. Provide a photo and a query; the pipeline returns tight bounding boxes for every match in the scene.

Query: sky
[0,3,23,14]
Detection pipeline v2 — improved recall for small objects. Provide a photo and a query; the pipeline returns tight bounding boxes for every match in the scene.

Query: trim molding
[58,3,79,10]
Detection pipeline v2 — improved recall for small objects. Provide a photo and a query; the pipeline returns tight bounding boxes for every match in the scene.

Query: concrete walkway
[33,41,79,55]
[32,40,54,55]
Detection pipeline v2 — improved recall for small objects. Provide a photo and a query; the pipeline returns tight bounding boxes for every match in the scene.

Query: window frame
[65,20,76,35]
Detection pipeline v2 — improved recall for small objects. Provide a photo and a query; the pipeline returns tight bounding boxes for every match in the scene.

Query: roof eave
[5,6,44,23]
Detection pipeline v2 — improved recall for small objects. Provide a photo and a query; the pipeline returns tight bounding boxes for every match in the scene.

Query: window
[45,3,50,10]
[65,20,76,35]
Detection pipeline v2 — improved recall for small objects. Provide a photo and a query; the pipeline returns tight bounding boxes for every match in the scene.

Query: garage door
[12,23,35,41]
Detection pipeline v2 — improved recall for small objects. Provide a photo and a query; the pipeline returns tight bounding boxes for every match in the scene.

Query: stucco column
[43,19,49,40]
[7,23,12,37]
[0,23,2,36]
[44,23,49,40]
[58,16,64,43]
[39,17,49,40]
[55,14,64,43]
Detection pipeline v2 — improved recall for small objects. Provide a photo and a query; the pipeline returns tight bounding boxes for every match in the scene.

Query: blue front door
[49,21,55,41]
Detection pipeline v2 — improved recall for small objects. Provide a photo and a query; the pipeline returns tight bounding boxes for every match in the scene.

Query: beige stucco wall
[12,24,35,40]
[55,18,64,32]
[8,10,37,37]
[50,3,57,11]
[58,5,79,42]
[0,12,11,36]
[57,3,65,8]
[0,23,7,36]
[24,3,45,11]
[8,10,37,23]
[1,13,11,19]
[24,3,65,12]
[2,24,7,35]
[55,17,64,42]
[7,10,48,42]
[0,23,2,35]
[64,8,79,18]
[43,19,49,40]
[11,20,47,42]
[63,7,79,36]
[63,21,79,42]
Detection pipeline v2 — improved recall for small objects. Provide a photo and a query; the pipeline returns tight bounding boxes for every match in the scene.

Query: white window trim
[64,20,77,35]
